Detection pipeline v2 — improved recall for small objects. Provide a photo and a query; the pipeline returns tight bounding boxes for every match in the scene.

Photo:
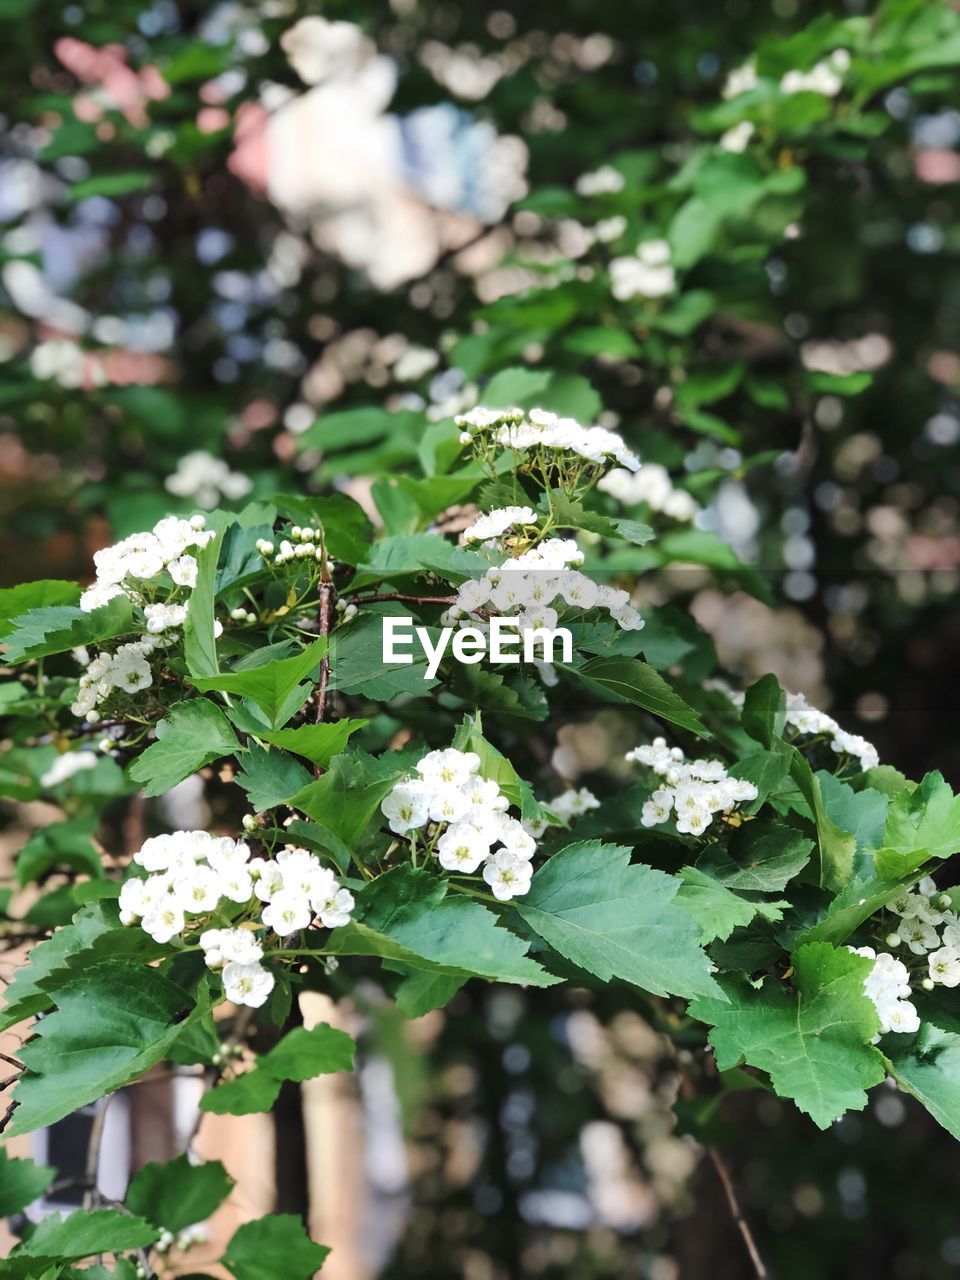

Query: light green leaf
[202,1023,355,1116]
[886,1014,960,1141]
[3,598,133,663]
[516,841,720,999]
[790,750,856,891]
[222,1215,329,1280]
[128,699,238,797]
[235,744,312,811]
[290,749,406,851]
[571,656,706,736]
[875,771,960,878]
[690,943,885,1129]
[16,817,103,886]
[125,1155,234,1233]
[7,962,210,1136]
[0,581,80,640]
[325,866,557,987]
[677,866,787,943]
[16,1208,158,1258]
[192,639,327,729]
[258,719,368,766]
[183,523,228,678]
[0,1150,54,1216]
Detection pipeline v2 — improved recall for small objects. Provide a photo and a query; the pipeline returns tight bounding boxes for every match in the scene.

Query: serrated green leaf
[677,866,787,943]
[690,943,885,1129]
[698,821,813,893]
[128,699,238,796]
[0,1150,54,1216]
[7,962,210,1136]
[222,1215,329,1280]
[886,1014,960,1141]
[3,598,133,663]
[202,1022,355,1116]
[0,581,80,640]
[516,841,720,999]
[125,1155,234,1233]
[192,639,327,728]
[875,771,960,877]
[16,1208,158,1258]
[571,656,706,736]
[325,866,557,987]
[235,744,312,811]
[258,719,368,766]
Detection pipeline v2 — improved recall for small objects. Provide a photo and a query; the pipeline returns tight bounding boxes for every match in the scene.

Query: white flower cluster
[888,879,960,984]
[165,450,253,510]
[119,831,354,1008]
[850,947,920,1035]
[713,683,880,772]
[71,637,166,721]
[575,165,625,196]
[462,506,538,544]
[550,786,601,822]
[456,406,640,473]
[722,61,758,99]
[39,750,97,788]
[598,463,700,523]
[719,121,756,154]
[381,748,535,900]
[256,523,337,569]
[441,556,644,635]
[781,49,849,97]
[79,515,214,613]
[610,240,676,301]
[627,738,758,836]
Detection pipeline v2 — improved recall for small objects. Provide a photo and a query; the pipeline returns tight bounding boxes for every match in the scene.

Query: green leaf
[183,523,228,678]
[192,639,327,729]
[690,943,885,1129]
[3,598,133,662]
[0,581,79,640]
[886,1015,960,1142]
[741,674,786,748]
[875,771,960,877]
[394,969,466,1017]
[202,1023,356,1116]
[677,866,786,943]
[258,719,368,766]
[222,1215,329,1280]
[16,1209,158,1258]
[236,744,312,811]
[325,866,558,987]
[290,750,406,852]
[128,699,238,797]
[125,1155,234,1233]
[0,902,164,1031]
[572,656,706,736]
[516,841,720,1000]
[67,171,154,202]
[698,821,813,893]
[790,750,856,891]
[16,817,103,886]
[329,615,438,697]
[452,712,543,822]
[0,1150,54,1216]
[7,962,210,1136]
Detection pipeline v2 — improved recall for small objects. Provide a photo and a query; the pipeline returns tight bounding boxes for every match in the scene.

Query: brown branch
[707,1147,771,1280]
[314,583,333,731]
[83,1097,110,1211]
[348,592,458,606]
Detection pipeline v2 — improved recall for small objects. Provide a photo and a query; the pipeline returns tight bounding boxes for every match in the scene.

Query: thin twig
[314,583,333,732]
[186,1007,255,1153]
[83,1097,110,1211]
[707,1147,770,1279]
[348,591,458,606]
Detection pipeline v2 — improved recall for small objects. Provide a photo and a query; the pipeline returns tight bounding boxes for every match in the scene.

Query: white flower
[551,787,600,822]
[40,752,98,788]
[111,648,153,693]
[203,927,263,966]
[929,946,960,988]
[610,245,676,301]
[78,581,126,613]
[720,121,755,153]
[165,450,252,509]
[173,865,222,914]
[261,889,314,936]
[222,961,275,1008]
[901,916,940,956]
[722,61,757,99]
[167,554,198,588]
[883,1001,921,1034]
[483,850,533,901]
[142,897,186,944]
[416,748,481,786]
[575,165,624,196]
[315,886,355,929]
[463,506,538,543]
[437,823,490,873]
[381,780,431,834]
[144,602,189,633]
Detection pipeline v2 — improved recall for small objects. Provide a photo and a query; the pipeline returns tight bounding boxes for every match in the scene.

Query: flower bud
[885,933,901,948]
[922,978,936,990]
[190,514,206,530]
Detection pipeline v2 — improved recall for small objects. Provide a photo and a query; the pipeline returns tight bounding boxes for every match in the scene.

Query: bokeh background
[2,1,960,1276]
